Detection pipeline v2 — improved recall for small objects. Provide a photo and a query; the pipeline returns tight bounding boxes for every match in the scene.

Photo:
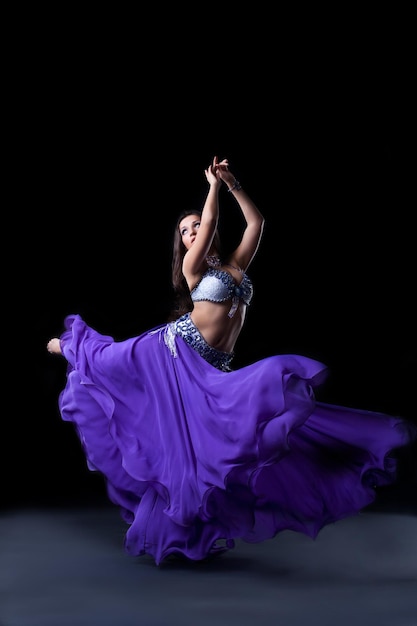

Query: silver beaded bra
[190,267,253,318]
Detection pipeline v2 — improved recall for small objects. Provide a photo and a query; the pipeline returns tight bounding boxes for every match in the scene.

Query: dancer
[47,156,416,565]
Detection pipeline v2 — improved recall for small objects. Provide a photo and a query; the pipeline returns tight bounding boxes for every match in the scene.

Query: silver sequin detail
[164,313,234,372]
[190,268,253,318]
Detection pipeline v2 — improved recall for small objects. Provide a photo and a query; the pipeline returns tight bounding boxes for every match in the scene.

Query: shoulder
[182,261,205,293]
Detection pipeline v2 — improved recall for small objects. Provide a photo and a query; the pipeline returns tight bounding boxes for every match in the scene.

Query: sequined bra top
[190,266,253,318]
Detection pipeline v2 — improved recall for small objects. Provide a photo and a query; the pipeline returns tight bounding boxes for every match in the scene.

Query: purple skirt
[57,314,415,565]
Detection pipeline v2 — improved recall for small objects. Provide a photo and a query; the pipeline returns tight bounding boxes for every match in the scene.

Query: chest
[191,268,253,306]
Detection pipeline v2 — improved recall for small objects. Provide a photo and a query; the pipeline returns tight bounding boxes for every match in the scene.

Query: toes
[47,338,61,354]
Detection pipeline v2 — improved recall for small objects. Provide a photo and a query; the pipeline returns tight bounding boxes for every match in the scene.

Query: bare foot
[47,338,62,355]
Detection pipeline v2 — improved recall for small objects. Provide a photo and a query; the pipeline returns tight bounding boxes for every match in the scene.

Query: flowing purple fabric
[56,314,415,565]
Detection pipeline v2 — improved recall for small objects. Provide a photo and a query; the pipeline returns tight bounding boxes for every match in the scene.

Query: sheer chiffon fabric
[57,314,415,565]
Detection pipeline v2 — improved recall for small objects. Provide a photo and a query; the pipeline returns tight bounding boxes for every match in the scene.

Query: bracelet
[228,180,242,192]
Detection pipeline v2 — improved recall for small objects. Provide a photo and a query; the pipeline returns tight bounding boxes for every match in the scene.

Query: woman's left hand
[216,158,235,188]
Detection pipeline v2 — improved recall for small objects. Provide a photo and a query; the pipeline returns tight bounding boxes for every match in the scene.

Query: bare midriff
[190,300,247,353]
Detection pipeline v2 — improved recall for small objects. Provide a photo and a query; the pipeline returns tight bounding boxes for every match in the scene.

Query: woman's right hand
[204,156,221,186]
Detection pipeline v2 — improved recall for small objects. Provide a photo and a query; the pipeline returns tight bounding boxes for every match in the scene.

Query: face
[179,214,201,250]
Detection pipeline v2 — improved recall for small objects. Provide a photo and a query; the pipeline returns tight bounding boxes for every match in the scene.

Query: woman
[47,156,415,566]
[165,155,264,369]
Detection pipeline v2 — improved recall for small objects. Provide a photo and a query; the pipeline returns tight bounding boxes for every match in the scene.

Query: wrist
[227,180,242,193]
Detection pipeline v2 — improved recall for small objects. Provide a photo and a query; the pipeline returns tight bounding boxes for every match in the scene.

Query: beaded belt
[163,313,234,372]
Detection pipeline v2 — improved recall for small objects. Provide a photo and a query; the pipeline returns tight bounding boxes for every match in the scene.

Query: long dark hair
[167,210,221,321]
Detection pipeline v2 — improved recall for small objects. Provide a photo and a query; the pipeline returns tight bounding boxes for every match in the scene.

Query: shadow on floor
[1,485,416,626]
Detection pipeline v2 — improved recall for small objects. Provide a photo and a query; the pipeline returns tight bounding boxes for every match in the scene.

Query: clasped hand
[205,155,235,188]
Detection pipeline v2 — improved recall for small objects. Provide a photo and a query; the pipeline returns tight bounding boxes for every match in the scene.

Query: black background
[9,12,416,508]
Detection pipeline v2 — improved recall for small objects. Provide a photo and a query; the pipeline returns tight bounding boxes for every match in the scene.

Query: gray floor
[1,501,417,626]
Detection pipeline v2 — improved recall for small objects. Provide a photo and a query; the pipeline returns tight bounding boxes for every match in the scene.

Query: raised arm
[217,160,265,272]
[182,156,222,281]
